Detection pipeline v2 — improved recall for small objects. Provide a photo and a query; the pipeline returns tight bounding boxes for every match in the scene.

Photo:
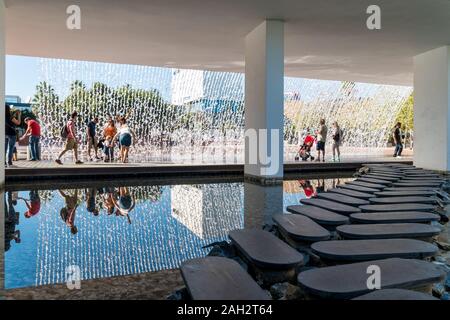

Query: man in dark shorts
[87,117,100,161]
[315,119,328,162]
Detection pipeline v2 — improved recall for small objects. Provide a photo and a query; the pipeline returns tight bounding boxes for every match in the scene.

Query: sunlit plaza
[1,0,450,307]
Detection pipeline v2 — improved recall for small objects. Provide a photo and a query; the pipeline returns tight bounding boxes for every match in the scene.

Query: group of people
[297,119,343,162]
[55,112,136,165]
[5,104,42,167]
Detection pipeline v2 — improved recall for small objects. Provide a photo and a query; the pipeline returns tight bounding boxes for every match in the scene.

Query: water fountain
[33,58,412,163]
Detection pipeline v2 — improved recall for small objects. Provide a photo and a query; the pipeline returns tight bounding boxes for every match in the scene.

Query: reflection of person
[5,192,21,251]
[102,187,116,215]
[316,179,325,193]
[18,190,41,218]
[85,188,99,216]
[58,189,79,234]
[298,179,316,198]
[112,187,135,223]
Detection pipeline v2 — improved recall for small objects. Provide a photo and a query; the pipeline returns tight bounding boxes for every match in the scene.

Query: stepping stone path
[311,239,438,261]
[286,205,349,226]
[349,211,440,224]
[181,257,270,300]
[316,192,370,206]
[229,229,304,270]
[347,180,386,189]
[338,183,379,193]
[375,190,436,197]
[273,214,331,243]
[328,188,373,199]
[356,177,392,185]
[359,203,436,212]
[369,196,437,204]
[336,223,441,239]
[297,258,445,299]
[300,198,361,215]
[353,288,438,300]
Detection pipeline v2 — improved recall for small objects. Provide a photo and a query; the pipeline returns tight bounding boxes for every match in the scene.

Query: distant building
[5,95,32,111]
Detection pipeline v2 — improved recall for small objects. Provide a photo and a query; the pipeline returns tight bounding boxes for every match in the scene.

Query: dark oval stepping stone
[384,187,439,192]
[370,171,404,178]
[356,177,392,185]
[300,198,361,215]
[359,203,436,212]
[350,211,440,224]
[363,174,399,182]
[375,190,436,197]
[328,188,373,199]
[338,184,379,193]
[297,258,445,299]
[353,288,438,300]
[229,229,304,270]
[316,192,370,206]
[181,257,270,300]
[401,176,442,180]
[336,223,441,239]
[273,214,331,242]
[286,205,349,226]
[369,196,437,204]
[347,180,385,189]
[311,239,438,261]
[393,182,441,187]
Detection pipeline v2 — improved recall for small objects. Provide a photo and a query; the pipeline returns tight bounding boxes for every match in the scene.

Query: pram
[295,135,315,161]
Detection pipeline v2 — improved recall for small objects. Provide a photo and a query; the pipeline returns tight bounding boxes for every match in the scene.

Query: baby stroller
[295,135,315,161]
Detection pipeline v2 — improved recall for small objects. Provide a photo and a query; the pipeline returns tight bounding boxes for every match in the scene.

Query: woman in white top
[113,117,136,163]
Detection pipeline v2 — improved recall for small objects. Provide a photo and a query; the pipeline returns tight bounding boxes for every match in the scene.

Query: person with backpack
[55,112,83,165]
[393,122,403,158]
[5,104,21,167]
[331,121,342,162]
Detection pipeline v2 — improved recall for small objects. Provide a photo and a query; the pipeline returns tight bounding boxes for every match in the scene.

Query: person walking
[103,118,117,162]
[393,122,403,158]
[87,117,100,161]
[113,117,135,163]
[55,112,83,165]
[21,117,41,161]
[331,121,342,162]
[5,104,21,167]
[315,118,327,162]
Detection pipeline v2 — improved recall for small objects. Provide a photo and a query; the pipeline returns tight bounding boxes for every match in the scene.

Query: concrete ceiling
[4,0,450,85]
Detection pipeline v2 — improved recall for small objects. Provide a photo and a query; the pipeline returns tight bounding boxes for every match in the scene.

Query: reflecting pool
[4,176,352,289]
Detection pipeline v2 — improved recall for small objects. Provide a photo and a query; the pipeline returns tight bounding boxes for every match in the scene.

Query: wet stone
[359,203,436,212]
[338,184,379,193]
[369,196,437,204]
[374,190,436,197]
[336,223,441,240]
[300,198,361,215]
[311,238,438,262]
[297,258,445,299]
[347,180,386,190]
[286,205,349,226]
[316,192,370,206]
[273,214,331,243]
[353,288,438,300]
[349,211,440,224]
[328,188,373,199]
[180,257,270,300]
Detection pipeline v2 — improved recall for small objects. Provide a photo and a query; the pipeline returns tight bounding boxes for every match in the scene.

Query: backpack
[60,123,68,139]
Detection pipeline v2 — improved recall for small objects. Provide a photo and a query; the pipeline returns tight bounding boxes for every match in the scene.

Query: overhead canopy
[5,0,450,85]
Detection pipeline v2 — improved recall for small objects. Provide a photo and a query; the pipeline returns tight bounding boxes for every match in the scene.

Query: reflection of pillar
[244,182,283,229]
[0,192,4,293]
[414,46,450,171]
[0,0,5,187]
[244,20,284,181]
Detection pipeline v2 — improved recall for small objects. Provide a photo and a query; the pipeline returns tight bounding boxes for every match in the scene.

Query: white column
[0,0,4,186]
[244,20,284,181]
[414,46,450,171]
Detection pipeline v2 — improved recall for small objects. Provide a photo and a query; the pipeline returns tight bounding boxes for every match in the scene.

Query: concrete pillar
[244,20,284,182]
[414,46,450,171]
[0,0,4,187]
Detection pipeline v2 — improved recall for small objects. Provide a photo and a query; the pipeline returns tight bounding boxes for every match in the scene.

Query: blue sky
[6,55,39,102]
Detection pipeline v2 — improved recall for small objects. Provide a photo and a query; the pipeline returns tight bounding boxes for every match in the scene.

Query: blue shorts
[316,141,325,151]
[119,133,132,147]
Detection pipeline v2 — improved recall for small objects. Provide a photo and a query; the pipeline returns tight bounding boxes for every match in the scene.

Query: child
[103,136,113,162]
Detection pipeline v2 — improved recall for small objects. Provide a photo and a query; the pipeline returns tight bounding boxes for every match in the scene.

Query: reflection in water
[4,177,349,289]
